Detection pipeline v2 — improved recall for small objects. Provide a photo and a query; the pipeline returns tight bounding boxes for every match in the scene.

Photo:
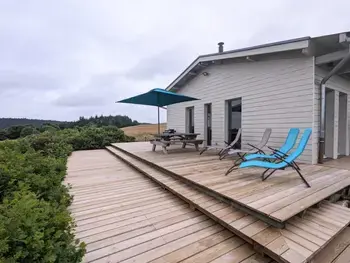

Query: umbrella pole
[157,106,160,134]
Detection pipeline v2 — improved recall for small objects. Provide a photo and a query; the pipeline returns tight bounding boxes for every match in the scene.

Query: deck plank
[180,236,246,263]
[149,230,233,263]
[113,142,350,224]
[108,144,350,263]
[67,149,266,263]
[312,228,350,263]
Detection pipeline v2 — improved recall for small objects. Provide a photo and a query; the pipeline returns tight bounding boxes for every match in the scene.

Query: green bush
[0,125,133,262]
[65,126,134,150]
[0,187,85,262]
[5,126,24,140]
[20,126,39,137]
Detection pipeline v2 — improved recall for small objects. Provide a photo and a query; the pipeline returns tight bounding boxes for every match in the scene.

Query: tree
[39,123,60,133]
[0,130,7,141]
[5,125,24,140]
[20,126,39,137]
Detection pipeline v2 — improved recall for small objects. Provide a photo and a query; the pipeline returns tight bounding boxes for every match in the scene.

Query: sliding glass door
[186,107,194,133]
[227,98,242,147]
[204,103,212,146]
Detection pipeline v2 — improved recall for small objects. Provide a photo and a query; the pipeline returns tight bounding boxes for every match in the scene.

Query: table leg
[182,142,186,148]
[162,146,168,154]
[152,144,156,151]
[195,143,199,151]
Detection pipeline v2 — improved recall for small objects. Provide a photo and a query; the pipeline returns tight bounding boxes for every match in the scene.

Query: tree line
[0,115,142,141]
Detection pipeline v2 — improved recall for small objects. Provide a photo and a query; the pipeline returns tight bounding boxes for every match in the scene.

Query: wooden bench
[150,139,204,154]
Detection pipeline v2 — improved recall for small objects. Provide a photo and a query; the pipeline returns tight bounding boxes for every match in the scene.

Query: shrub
[5,125,24,140]
[20,126,39,137]
[0,131,7,141]
[0,125,132,262]
[0,187,85,262]
[60,126,134,151]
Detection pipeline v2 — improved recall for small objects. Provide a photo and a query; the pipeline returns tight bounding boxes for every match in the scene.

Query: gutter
[318,51,350,163]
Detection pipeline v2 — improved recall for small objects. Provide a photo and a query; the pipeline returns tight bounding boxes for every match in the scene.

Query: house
[166,32,350,164]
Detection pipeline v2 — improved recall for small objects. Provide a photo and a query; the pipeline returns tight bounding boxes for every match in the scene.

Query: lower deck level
[66,148,350,263]
[66,150,270,263]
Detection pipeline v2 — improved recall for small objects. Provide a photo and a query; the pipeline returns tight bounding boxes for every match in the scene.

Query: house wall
[313,67,350,162]
[167,55,315,163]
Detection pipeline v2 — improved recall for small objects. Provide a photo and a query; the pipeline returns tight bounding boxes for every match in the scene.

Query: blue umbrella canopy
[117,88,200,134]
[117,88,199,107]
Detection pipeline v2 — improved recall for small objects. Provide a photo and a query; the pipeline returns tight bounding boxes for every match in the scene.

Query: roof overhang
[166,37,310,91]
[166,32,350,91]
[313,32,350,79]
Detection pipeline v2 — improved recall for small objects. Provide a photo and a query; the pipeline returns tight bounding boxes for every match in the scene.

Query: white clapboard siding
[167,56,314,163]
[313,67,350,163]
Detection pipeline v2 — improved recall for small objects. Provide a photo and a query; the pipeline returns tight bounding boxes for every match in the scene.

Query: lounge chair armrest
[267,146,278,152]
[247,143,264,152]
[272,154,287,162]
[267,146,281,155]
[267,146,289,158]
[270,152,292,165]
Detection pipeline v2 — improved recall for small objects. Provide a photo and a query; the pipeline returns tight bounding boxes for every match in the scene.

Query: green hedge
[0,126,134,262]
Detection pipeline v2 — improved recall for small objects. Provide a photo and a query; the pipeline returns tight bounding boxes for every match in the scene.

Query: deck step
[106,145,350,263]
[312,227,350,263]
[112,142,350,227]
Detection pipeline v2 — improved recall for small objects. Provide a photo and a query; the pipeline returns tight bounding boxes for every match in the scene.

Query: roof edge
[199,36,310,59]
[166,37,311,91]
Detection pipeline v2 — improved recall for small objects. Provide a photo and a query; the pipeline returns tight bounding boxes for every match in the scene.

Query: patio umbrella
[117,88,199,134]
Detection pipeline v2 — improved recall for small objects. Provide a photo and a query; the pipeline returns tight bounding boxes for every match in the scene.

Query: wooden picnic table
[150,132,203,154]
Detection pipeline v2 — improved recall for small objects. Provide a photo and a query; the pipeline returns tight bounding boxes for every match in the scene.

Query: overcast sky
[0,0,349,123]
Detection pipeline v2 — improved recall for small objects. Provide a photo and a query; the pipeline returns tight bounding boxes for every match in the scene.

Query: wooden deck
[113,142,350,227]
[312,227,350,263]
[107,146,350,263]
[322,156,350,170]
[66,150,272,263]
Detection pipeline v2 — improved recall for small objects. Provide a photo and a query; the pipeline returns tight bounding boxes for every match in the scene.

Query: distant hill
[0,118,63,129]
[0,115,142,141]
[0,115,141,130]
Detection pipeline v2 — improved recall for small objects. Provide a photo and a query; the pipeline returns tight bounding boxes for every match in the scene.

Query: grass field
[122,123,166,141]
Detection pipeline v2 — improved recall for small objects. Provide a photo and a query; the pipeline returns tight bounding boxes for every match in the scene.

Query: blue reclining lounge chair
[224,128,272,169]
[229,128,312,188]
[244,128,300,161]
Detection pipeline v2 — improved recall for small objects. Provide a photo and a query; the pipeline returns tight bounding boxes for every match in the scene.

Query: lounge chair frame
[225,128,272,173]
[226,129,312,188]
[261,152,309,187]
[243,128,299,162]
[200,128,242,159]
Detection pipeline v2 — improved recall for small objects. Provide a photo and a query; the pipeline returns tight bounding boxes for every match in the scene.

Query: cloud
[54,93,107,107]
[125,46,194,80]
[0,0,349,122]
[0,71,62,93]
[53,73,121,107]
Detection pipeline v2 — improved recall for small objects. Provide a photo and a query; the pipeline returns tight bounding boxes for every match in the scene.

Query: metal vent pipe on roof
[218,42,224,53]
